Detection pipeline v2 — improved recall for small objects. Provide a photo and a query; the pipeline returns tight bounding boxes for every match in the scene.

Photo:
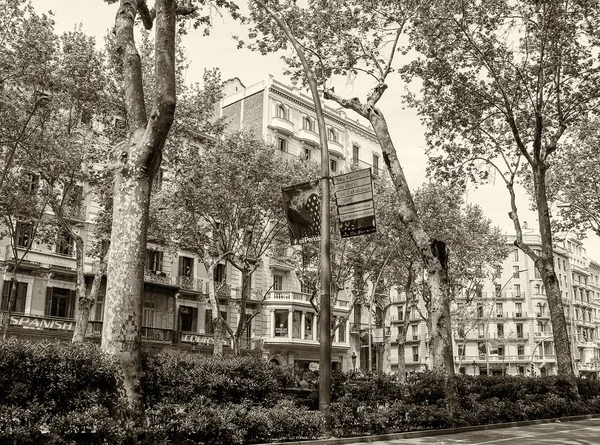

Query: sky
[30,0,600,256]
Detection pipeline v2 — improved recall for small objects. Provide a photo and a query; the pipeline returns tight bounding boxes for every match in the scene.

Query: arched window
[327,127,337,142]
[276,104,287,119]
[302,116,313,131]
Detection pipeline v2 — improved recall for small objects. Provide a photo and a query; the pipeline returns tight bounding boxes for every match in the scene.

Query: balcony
[142,326,174,343]
[144,269,172,286]
[269,116,294,135]
[298,128,320,146]
[269,290,311,302]
[6,245,76,270]
[327,139,344,157]
[63,205,87,221]
[177,276,208,293]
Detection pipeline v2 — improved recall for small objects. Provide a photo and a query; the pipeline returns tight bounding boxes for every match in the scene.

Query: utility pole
[254,0,332,413]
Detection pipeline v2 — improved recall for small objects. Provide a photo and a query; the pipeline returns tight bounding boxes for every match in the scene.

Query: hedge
[4,340,600,443]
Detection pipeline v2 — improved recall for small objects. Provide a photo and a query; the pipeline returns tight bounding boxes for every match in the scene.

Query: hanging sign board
[281,180,321,245]
[333,168,376,238]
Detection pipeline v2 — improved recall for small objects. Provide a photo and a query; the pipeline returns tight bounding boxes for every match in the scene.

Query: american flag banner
[281,180,322,245]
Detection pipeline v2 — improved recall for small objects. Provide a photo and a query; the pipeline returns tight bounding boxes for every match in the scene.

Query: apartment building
[0,75,386,373]
[388,230,600,377]
[220,75,387,371]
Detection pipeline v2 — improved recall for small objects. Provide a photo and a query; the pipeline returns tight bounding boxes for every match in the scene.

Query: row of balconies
[456,354,556,363]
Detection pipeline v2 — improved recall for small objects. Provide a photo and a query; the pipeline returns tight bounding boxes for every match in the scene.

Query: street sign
[333,168,376,238]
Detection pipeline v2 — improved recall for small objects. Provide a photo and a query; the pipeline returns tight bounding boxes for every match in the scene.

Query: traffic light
[583,330,588,341]
[529,363,536,376]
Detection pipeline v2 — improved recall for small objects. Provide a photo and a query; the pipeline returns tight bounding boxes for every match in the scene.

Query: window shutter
[0,281,8,311]
[178,256,184,277]
[67,289,76,318]
[45,287,53,316]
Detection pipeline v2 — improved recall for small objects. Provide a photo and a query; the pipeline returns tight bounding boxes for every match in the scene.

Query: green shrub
[142,351,294,407]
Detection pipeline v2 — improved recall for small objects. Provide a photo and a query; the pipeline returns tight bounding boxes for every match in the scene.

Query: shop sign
[10,314,75,331]
[308,362,319,371]
[180,333,214,345]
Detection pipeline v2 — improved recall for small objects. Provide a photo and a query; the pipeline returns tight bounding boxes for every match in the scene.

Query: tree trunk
[102,154,152,417]
[207,263,225,356]
[72,236,89,342]
[101,0,176,421]
[368,110,455,379]
[533,166,574,377]
[73,246,107,343]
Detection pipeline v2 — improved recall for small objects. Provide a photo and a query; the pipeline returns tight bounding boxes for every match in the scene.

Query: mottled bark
[101,0,176,420]
[71,236,89,342]
[73,245,108,343]
[323,90,455,382]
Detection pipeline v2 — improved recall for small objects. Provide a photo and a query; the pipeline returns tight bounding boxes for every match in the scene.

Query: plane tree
[243,0,459,381]
[97,0,240,419]
[152,130,319,355]
[403,0,600,378]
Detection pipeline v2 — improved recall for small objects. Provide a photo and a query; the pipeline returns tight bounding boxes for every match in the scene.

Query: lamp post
[351,351,357,372]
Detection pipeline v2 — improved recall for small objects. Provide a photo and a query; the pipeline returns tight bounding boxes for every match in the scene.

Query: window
[303,147,311,160]
[338,317,347,343]
[146,249,163,272]
[372,154,380,175]
[143,302,155,327]
[180,306,198,332]
[457,323,465,338]
[512,266,521,278]
[214,263,225,283]
[94,292,105,322]
[302,116,313,131]
[352,144,359,163]
[55,232,73,256]
[273,274,283,291]
[1,281,27,313]
[478,342,486,357]
[292,311,302,339]
[305,313,314,339]
[412,346,419,362]
[330,159,337,173]
[497,346,504,357]
[46,287,74,318]
[495,283,502,297]
[516,323,523,338]
[514,284,521,297]
[477,305,484,318]
[497,323,504,337]
[178,256,194,278]
[276,104,286,119]
[277,137,287,152]
[517,345,525,357]
[478,324,485,338]
[458,344,465,357]
[300,280,312,295]
[515,302,522,317]
[327,127,337,142]
[274,310,288,337]
[205,309,227,334]
[205,309,214,334]
[411,324,418,340]
[513,249,519,261]
[398,308,404,320]
[496,302,503,317]
[15,222,33,248]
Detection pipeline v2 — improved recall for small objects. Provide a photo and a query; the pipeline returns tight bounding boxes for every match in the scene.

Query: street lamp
[351,351,357,372]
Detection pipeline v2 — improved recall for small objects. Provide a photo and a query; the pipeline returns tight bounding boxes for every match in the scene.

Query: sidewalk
[255,414,600,445]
